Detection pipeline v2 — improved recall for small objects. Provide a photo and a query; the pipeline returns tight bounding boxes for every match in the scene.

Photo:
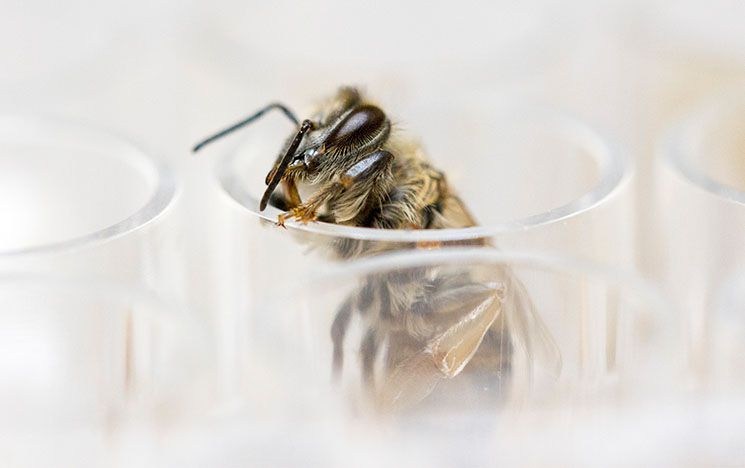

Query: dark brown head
[293,104,390,174]
[191,87,391,211]
[260,91,392,208]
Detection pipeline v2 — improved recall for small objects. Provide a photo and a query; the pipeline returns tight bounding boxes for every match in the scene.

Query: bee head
[284,105,391,178]
[260,99,390,211]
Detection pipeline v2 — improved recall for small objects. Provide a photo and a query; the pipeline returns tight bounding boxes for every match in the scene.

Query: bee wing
[434,193,558,374]
[377,350,442,412]
[504,271,562,378]
[377,285,501,411]
[429,288,501,378]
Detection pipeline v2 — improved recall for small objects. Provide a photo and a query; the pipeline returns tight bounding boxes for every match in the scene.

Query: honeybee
[194,87,560,410]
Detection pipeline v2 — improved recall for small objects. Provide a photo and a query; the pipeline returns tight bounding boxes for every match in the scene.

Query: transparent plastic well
[576,270,745,466]
[631,0,745,276]
[0,275,210,468]
[0,116,181,295]
[655,94,745,377]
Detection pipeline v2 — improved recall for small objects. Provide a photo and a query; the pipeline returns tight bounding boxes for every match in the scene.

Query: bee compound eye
[325,105,387,148]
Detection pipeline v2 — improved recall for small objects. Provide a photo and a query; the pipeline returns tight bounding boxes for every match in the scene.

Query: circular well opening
[661,95,745,205]
[0,115,177,256]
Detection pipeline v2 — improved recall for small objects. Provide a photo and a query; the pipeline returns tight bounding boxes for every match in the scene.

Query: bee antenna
[192,102,299,153]
[260,119,314,211]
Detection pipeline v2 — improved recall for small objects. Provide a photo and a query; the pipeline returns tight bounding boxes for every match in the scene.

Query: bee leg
[325,150,396,225]
[282,179,302,207]
[278,150,394,225]
[267,179,303,212]
[330,297,354,379]
[267,192,292,211]
[360,329,379,388]
[277,182,345,225]
[339,150,394,189]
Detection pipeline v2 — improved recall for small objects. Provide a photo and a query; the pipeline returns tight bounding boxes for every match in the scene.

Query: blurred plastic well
[709,270,745,394]
[664,99,745,199]
[0,116,183,298]
[656,93,745,377]
[0,275,209,468]
[0,115,175,256]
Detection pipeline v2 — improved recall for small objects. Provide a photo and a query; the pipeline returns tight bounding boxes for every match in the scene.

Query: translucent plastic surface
[155,411,435,468]
[155,398,745,467]
[656,95,745,376]
[0,275,209,468]
[196,1,570,107]
[0,2,111,88]
[0,116,180,294]
[636,0,745,137]
[152,249,676,467]
[241,249,673,416]
[709,270,745,394]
